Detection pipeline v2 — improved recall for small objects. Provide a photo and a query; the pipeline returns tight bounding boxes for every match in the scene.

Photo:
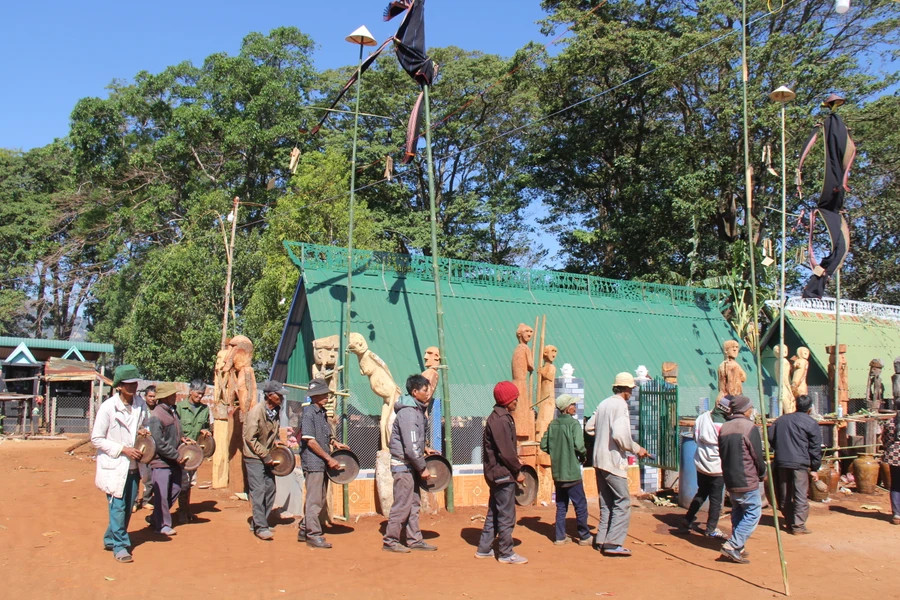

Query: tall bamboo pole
[835,271,841,415]
[423,84,454,511]
[220,196,239,349]
[740,3,790,595]
[339,40,368,519]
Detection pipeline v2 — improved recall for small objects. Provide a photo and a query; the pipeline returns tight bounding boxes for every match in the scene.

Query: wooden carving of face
[517,324,534,344]
[424,346,441,368]
[724,340,740,359]
[543,345,557,362]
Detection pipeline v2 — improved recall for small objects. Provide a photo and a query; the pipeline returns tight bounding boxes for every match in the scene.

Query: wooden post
[50,396,57,435]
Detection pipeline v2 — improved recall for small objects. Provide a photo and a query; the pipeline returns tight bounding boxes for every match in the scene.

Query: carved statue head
[895,356,900,374]
[347,332,368,355]
[312,335,339,368]
[543,345,557,362]
[773,344,789,360]
[229,335,254,370]
[215,347,232,372]
[560,363,574,378]
[635,365,649,379]
[797,347,810,360]
[516,323,534,344]
[870,358,884,371]
[424,346,441,368]
[724,340,740,359]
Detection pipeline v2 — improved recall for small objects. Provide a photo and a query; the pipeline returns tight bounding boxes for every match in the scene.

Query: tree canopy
[1,2,898,378]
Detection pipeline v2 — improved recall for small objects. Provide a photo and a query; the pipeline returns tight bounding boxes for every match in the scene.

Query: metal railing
[638,378,680,471]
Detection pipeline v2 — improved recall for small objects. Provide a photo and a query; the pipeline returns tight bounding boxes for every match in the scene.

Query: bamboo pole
[423,84,455,511]
[337,40,367,521]
[740,1,790,594]
[220,196,239,349]
[777,99,788,416]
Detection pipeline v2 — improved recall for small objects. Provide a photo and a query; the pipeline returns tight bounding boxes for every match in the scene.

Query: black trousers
[685,472,725,532]
[477,481,517,558]
[777,467,810,530]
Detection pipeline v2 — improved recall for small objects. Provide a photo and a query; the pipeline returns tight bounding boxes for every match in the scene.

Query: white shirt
[91,393,149,498]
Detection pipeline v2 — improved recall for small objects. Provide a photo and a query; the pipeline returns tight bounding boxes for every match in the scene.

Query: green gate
[638,378,679,471]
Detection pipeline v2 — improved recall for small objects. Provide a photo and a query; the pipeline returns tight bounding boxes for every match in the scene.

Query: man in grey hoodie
[382,374,438,553]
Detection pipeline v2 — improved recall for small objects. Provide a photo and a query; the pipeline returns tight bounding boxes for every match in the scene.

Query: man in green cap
[540,393,591,546]
[175,379,211,524]
[91,364,149,563]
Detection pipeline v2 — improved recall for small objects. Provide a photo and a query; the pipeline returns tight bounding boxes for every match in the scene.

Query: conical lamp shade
[769,86,796,103]
[346,25,377,47]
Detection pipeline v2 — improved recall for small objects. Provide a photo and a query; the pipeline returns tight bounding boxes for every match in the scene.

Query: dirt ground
[1,439,898,600]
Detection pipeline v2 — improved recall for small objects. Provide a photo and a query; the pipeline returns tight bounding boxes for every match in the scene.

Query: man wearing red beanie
[475,381,528,564]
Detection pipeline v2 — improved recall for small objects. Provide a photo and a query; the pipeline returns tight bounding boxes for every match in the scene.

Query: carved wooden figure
[774,344,795,415]
[717,340,746,401]
[827,344,849,414]
[227,335,257,493]
[312,335,340,427]
[662,362,678,385]
[893,357,900,402]
[866,358,885,411]
[511,323,535,441]
[347,332,401,450]
[422,346,441,402]
[791,347,810,398]
[535,345,558,440]
[212,345,233,489]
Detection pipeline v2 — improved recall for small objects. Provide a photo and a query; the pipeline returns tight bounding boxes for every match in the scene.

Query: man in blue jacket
[768,394,822,535]
[382,374,438,552]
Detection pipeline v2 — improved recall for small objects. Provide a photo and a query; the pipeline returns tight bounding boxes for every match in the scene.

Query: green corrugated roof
[777,305,900,397]
[283,243,760,416]
[0,337,114,354]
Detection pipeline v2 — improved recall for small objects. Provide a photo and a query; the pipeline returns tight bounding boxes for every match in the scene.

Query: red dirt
[1,438,897,599]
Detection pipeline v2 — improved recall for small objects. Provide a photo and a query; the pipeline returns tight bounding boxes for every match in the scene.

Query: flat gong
[421,455,452,492]
[134,434,156,465]
[177,443,204,471]
[269,446,295,477]
[515,465,538,506]
[197,431,216,458]
[327,449,360,484]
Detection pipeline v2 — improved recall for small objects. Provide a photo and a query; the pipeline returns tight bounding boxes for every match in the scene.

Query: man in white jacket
[678,397,731,538]
[91,364,148,563]
[586,372,649,556]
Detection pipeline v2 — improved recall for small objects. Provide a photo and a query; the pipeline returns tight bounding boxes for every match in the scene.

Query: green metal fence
[638,378,680,471]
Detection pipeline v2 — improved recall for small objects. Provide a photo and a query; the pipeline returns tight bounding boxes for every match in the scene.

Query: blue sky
[0,0,551,151]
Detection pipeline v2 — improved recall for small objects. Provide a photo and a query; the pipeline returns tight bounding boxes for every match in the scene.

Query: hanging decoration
[796,93,856,299]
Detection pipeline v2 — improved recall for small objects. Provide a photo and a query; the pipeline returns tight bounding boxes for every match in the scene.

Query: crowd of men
[91,364,825,566]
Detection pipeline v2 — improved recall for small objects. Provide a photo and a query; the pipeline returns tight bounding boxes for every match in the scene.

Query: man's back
[769,411,822,470]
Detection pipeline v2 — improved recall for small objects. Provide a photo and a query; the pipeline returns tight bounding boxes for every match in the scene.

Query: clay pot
[880,462,891,490]
[853,454,880,494]
[823,465,840,494]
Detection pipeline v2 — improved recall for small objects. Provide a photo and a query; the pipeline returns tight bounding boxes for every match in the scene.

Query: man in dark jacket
[148,382,187,536]
[718,394,766,564]
[475,381,528,565]
[382,374,437,553]
[769,394,822,535]
[242,380,286,541]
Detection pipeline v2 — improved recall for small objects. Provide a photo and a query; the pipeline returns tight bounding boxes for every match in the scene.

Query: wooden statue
[774,344,795,415]
[717,340,746,401]
[662,362,678,385]
[511,323,535,441]
[791,347,810,397]
[827,344,849,415]
[347,332,401,450]
[535,345,558,440]
[211,345,233,489]
[893,357,900,402]
[866,358,885,411]
[422,346,441,401]
[227,335,257,493]
[312,335,341,432]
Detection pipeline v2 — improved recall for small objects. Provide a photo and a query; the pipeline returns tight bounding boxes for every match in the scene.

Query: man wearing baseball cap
[475,381,528,564]
[91,364,149,563]
[540,393,591,546]
[586,372,649,556]
[718,394,766,563]
[147,381,186,537]
[243,379,289,540]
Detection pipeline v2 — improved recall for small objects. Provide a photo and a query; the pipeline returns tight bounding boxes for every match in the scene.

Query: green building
[272,243,760,466]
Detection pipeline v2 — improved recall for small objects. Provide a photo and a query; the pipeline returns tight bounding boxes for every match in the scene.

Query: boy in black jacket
[475,381,528,565]
[768,394,822,534]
